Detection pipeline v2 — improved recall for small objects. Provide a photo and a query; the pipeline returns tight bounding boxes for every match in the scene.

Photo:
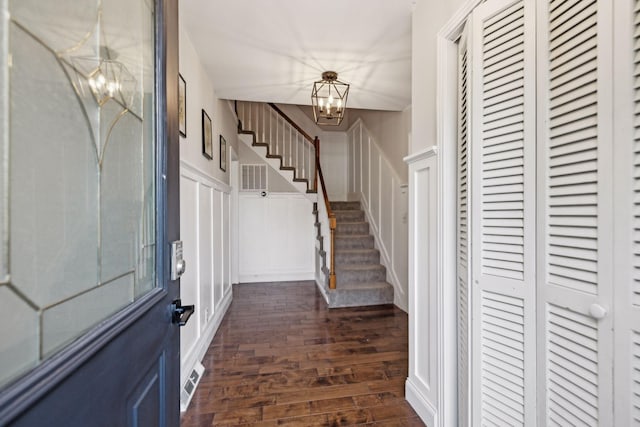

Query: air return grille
[241,164,267,191]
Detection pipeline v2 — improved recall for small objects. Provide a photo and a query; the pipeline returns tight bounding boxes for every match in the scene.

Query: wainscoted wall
[238,193,315,283]
[178,11,238,391]
[179,161,232,387]
[346,120,409,311]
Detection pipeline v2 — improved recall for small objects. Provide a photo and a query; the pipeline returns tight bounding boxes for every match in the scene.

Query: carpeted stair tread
[336,281,393,291]
[333,211,366,222]
[335,248,379,255]
[334,235,375,250]
[330,201,361,211]
[336,264,386,285]
[323,281,394,308]
[336,221,369,235]
[335,222,368,228]
[336,264,385,272]
[314,200,395,308]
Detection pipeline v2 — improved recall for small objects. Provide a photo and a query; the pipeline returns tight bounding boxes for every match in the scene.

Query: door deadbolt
[170,240,186,280]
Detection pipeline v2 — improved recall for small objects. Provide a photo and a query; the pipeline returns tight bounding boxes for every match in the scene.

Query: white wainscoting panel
[179,161,233,389]
[404,147,439,426]
[347,120,409,311]
[239,193,315,282]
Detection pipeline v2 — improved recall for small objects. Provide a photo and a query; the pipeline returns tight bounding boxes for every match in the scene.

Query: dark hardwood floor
[180,281,424,427]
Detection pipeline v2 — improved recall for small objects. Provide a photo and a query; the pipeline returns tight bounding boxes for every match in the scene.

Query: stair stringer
[238,133,317,202]
[354,193,406,311]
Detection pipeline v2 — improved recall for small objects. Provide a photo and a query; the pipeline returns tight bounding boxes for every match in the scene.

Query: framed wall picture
[219,135,227,172]
[178,74,186,137]
[202,109,212,159]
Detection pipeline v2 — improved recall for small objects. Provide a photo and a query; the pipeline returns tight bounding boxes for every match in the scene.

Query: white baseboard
[406,378,437,427]
[180,289,233,386]
[395,295,408,313]
[238,271,315,283]
[314,277,329,304]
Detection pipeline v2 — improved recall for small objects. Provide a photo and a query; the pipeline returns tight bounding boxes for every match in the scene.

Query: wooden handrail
[265,104,337,289]
[268,103,315,143]
[315,137,336,288]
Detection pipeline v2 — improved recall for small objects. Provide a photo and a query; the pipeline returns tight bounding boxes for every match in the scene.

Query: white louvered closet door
[613,0,640,424]
[536,0,614,425]
[456,23,471,427]
[470,0,537,425]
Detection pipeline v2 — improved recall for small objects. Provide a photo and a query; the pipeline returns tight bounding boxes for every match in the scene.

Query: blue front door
[0,0,183,425]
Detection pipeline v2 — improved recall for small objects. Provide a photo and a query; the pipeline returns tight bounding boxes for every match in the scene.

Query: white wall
[238,193,315,283]
[179,26,238,185]
[178,19,236,388]
[411,0,466,154]
[347,120,409,311]
[318,131,348,201]
[349,108,411,181]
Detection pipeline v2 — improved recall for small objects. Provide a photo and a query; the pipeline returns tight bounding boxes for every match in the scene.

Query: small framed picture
[178,74,186,137]
[202,109,212,160]
[219,135,227,172]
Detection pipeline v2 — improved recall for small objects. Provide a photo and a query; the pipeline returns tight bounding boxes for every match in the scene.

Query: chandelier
[311,71,349,126]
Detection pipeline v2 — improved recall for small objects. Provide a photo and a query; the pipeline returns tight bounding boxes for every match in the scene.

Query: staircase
[236,102,317,199]
[316,201,394,308]
[237,101,394,308]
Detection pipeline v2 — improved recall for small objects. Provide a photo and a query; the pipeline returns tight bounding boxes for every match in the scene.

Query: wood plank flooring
[180,281,424,427]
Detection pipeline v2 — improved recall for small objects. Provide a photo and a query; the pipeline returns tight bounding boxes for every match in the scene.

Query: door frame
[0,0,180,423]
[434,1,482,426]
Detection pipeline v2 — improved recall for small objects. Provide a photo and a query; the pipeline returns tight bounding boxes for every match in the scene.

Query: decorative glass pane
[0,0,157,387]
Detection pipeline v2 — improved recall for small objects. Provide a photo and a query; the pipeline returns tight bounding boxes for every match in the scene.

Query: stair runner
[316,201,394,308]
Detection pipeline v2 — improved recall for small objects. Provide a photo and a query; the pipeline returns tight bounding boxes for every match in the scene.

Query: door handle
[171,299,195,326]
[589,303,607,320]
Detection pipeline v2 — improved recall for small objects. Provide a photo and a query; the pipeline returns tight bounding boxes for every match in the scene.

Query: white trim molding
[403,146,438,164]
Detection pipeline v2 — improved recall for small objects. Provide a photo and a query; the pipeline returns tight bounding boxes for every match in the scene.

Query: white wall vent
[180,362,204,412]
[241,164,267,191]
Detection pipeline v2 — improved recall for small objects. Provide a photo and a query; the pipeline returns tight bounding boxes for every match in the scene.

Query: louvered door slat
[539,0,613,424]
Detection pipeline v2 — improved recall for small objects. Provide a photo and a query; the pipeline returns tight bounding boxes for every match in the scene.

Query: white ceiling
[180,0,414,111]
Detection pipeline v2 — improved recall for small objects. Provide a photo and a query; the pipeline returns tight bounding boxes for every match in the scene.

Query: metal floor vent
[241,164,267,191]
[180,361,204,412]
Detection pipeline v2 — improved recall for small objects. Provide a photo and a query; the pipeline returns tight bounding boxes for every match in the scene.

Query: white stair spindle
[269,109,272,148]
[289,125,292,167]
[262,104,266,142]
